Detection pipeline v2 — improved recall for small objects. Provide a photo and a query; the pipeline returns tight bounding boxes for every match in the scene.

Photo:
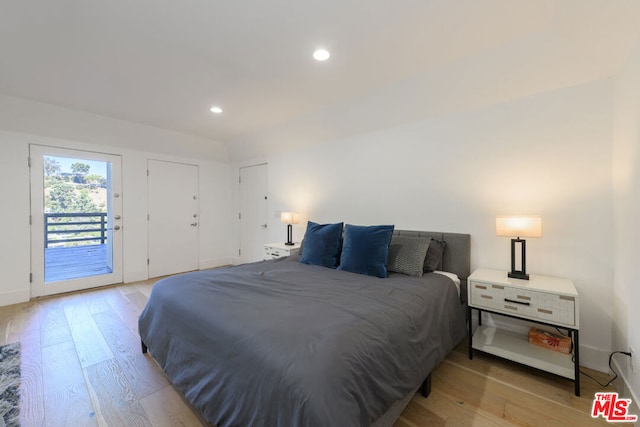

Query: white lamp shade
[280,212,299,224]
[496,215,542,238]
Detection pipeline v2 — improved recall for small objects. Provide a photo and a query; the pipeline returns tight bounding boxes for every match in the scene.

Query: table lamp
[280,212,299,246]
[496,215,542,280]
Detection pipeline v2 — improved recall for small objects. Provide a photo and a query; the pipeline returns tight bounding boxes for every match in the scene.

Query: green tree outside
[71,162,90,184]
[44,157,61,177]
[48,181,78,212]
[44,157,106,246]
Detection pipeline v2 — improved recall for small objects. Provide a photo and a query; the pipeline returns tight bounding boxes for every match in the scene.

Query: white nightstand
[467,268,580,396]
[263,242,301,260]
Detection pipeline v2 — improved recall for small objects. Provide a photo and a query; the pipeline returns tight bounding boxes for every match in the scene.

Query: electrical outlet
[630,346,635,373]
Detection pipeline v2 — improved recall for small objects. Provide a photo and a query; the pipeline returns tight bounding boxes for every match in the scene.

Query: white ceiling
[1,0,640,160]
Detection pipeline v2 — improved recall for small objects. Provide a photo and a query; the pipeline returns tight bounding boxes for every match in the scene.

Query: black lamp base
[508,271,529,280]
[509,238,530,280]
[285,224,294,246]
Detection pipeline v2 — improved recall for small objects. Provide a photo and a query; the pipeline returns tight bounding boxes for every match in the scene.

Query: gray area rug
[0,342,20,427]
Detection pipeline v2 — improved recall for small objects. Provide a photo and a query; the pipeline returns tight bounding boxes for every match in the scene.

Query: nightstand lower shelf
[472,325,575,379]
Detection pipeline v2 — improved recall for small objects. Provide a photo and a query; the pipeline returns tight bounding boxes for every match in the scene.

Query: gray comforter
[138,256,466,426]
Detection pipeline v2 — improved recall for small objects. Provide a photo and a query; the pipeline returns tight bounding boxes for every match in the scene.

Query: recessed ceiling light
[313,49,330,61]
[210,106,223,114]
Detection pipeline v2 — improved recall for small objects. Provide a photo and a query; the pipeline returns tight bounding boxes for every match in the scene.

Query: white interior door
[30,145,123,297]
[148,160,199,278]
[239,164,268,263]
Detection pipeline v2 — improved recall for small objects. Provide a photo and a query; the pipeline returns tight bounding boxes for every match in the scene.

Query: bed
[138,229,470,426]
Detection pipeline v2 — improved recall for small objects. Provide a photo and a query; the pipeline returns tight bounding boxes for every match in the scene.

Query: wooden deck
[45,244,112,282]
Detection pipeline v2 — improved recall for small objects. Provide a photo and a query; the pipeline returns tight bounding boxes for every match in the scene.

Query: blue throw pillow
[299,221,344,268]
[338,224,395,278]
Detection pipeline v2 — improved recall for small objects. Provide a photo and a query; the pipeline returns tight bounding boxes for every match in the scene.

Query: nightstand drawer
[470,281,575,326]
[501,287,536,317]
[534,294,575,326]
[264,247,286,259]
[470,282,504,310]
[263,243,301,260]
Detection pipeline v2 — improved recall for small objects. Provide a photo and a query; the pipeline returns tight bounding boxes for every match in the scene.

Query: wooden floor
[0,278,624,426]
[45,244,111,283]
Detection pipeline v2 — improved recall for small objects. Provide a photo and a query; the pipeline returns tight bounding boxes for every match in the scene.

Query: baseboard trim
[580,344,612,373]
[124,270,148,284]
[612,358,640,417]
[200,258,234,270]
[0,288,30,307]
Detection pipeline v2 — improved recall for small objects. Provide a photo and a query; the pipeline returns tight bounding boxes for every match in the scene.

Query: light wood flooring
[0,278,626,426]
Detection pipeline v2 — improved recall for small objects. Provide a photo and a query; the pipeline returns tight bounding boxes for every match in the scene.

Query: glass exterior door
[30,145,123,297]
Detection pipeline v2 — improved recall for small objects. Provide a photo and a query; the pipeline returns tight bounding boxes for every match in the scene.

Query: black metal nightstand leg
[468,306,474,359]
[573,329,580,396]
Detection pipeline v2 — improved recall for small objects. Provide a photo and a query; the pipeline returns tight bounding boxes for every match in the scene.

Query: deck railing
[44,212,108,248]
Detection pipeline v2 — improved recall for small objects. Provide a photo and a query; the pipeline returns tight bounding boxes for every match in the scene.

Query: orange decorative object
[528,327,572,354]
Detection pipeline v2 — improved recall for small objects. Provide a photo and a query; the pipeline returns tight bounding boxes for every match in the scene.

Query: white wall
[0,93,228,162]
[0,140,32,304]
[260,78,615,372]
[612,39,640,408]
[0,97,234,307]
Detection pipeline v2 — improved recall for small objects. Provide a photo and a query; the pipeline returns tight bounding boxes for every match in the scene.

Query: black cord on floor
[576,351,632,388]
[548,328,631,388]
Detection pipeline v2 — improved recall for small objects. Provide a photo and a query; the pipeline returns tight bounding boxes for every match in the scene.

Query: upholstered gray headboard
[394,230,471,296]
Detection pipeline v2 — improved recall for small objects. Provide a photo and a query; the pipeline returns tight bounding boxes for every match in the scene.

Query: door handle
[261,224,268,228]
[191,222,198,227]
[114,215,121,220]
[114,225,121,231]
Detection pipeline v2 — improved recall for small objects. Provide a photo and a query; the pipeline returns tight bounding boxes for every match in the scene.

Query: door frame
[239,163,268,263]
[29,144,123,297]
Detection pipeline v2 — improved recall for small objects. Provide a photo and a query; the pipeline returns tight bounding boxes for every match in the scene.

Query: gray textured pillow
[423,238,446,272]
[387,236,430,277]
